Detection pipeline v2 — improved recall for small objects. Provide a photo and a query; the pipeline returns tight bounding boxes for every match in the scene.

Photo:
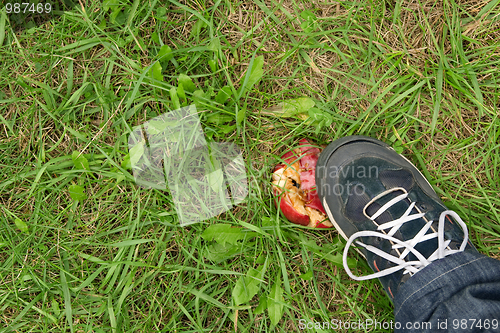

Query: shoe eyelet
[420,203,427,210]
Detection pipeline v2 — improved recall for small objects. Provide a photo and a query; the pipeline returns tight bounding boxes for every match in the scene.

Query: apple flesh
[272,139,333,228]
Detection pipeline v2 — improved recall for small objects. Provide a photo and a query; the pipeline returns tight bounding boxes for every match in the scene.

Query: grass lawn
[1,0,499,331]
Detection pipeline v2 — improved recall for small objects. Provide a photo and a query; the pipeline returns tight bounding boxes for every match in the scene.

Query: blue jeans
[394,252,500,332]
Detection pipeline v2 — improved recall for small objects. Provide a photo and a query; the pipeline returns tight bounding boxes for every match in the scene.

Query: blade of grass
[60,252,74,333]
[431,59,444,135]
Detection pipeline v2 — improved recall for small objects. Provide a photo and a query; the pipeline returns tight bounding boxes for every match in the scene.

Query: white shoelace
[343,189,469,281]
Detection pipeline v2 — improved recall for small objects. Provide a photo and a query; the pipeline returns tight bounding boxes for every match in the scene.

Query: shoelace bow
[343,190,469,281]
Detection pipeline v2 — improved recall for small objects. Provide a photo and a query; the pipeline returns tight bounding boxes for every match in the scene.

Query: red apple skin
[276,195,310,226]
[272,139,332,228]
[295,139,326,214]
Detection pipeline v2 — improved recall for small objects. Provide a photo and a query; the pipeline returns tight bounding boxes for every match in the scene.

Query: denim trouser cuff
[393,251,500,332]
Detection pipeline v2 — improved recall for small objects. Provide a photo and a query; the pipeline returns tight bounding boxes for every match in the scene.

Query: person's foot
[315,135,477,301]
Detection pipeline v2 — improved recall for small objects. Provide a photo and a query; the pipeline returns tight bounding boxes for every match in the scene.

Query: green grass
[1,0,500,331]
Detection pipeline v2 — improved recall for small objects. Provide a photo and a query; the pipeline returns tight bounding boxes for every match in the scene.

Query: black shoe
[315,135,477,301]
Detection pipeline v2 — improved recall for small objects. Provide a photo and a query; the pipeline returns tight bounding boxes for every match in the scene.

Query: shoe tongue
[365,189,408,225]
[366,189,439,262]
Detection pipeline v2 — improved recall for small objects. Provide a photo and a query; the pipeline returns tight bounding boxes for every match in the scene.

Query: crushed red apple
[272,139,333,228]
